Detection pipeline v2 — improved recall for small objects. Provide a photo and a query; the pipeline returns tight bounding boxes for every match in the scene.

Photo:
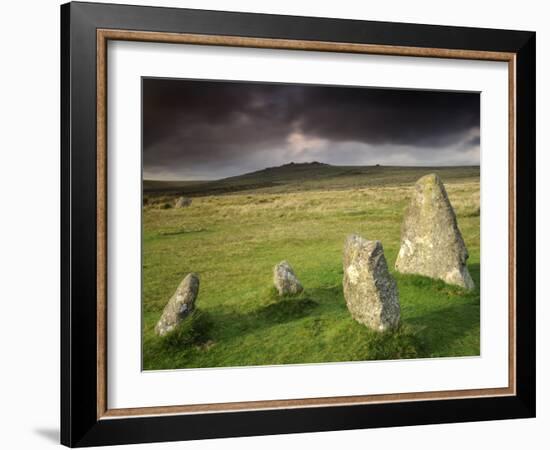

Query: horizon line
[143,162,480,183]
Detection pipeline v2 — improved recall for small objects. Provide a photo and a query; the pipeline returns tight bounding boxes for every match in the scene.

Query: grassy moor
[142,164,480,370]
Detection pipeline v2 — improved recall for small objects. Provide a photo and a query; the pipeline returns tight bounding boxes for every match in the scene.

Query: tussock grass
[161,309,213,350]
[362,324,428,360]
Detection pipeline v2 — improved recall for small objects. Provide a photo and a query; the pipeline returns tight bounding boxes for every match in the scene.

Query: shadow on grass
[398,263,480,357]
[157,227,209,236]
[212,294,321,336]
[469,263,480,288]
[360,324,429,360]
[144,295,322,370]
[395,262,479,296]
[308,284,343,300]
[406,301,480,357]
[160,309,214,350]
[254,298,319,324]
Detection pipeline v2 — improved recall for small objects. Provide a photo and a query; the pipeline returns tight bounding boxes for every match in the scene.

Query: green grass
[142,166,480,370]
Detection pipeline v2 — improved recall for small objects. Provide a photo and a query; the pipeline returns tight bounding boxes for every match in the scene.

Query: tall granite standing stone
[343,235,400,332]
[395,173,474,290]
[155,273,200,337]
[273,261,303,296]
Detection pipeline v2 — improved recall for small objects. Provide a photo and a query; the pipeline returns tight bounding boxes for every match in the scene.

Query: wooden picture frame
[61,1,535,447]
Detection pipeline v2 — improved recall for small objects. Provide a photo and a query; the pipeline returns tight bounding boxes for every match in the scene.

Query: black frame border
[61,2,535,447]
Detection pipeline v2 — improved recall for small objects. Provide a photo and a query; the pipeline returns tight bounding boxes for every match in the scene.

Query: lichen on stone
[395,174,474,290]
[273,261,303,296]
[343,234,400,332]
[155,273,200,337]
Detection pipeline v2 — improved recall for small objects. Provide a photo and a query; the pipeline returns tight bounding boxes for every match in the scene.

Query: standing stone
[175,196,192,208]
[343,235,400,331]
[155,273,200,337]
[395,173,474,290]
[273,261,303,295]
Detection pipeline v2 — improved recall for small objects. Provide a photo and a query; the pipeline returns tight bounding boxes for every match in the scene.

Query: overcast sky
[143,78,480,180]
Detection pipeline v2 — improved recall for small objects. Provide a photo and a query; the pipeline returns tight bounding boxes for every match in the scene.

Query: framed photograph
[61,1,536,447]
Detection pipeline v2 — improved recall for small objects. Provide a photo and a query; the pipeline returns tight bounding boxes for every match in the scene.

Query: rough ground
[142,165,480,370]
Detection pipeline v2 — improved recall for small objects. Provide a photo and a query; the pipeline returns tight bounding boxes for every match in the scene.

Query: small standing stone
[273,261,303,296]
[395,173,474,290]
[175,196,192,208]
[343,235,400,332]
[155,273,200,337]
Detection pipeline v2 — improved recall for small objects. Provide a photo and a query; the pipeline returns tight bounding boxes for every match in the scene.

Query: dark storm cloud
[142,78,480,180]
